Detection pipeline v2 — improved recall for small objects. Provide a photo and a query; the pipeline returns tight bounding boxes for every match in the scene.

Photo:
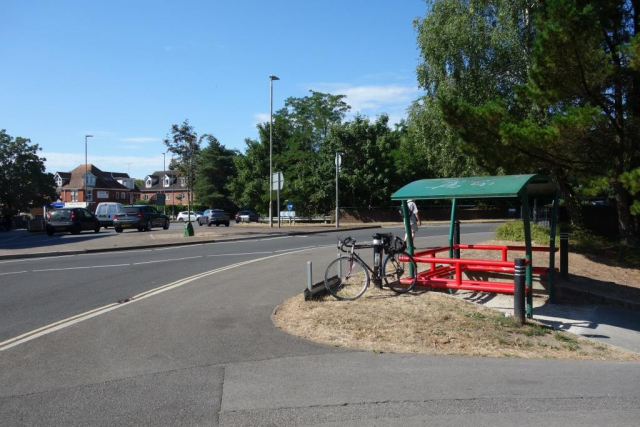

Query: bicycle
[324,233,418,300]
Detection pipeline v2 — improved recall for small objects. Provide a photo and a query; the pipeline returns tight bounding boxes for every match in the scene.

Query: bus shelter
[391,175,560,317]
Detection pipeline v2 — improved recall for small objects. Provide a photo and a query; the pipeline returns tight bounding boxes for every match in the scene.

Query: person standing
[404,199,421,241]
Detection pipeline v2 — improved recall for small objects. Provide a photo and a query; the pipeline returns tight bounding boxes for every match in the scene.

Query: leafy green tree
[441,0,640,242]
[0,129,57,211]
[163,120,201,206]
[410,0,536,182]
[228,138,269,214]
[326,114,400,209]
[193,135,238,210]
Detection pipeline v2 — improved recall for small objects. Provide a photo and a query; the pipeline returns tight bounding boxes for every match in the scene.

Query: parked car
[95,202,123,227]
[197,209,212,226]
[46,208,101,236]
[113,205,170,232]
[176,211,200,222]
[204,209,230,227]
[235,209,259,223]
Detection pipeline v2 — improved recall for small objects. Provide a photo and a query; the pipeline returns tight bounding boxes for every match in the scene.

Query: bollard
[372,233,384,288]
[514,258,526,325]
[560,230,569,280]
[453,220,461,259]
[307,261,313,292]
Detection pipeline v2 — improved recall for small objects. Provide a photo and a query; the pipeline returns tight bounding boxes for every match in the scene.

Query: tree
[441,0,640,242]
[228,138,269,214]
[164,120,201,206]
[0,129,57,211]
[410,0,535,182]
[193,135,238,210]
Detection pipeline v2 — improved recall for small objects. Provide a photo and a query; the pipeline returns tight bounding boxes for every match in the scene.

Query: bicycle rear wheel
[382,251,417,293]
[324,255,370,300]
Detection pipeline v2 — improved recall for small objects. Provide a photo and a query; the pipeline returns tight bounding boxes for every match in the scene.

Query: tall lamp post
[84,134,93,205]
[184,134,195,237]
[335,152,342,229]
[162,152,166,216]
[269,74,279,227]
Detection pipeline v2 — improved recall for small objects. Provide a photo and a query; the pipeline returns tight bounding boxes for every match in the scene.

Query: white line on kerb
[0,271,28,276]
[0,246,319,351]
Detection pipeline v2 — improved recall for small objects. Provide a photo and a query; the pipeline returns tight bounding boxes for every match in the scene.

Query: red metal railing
[399,243,557,294]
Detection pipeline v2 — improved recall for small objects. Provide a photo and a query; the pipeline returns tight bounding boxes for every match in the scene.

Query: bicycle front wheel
[324,255,370,300]
[383,251,417,293]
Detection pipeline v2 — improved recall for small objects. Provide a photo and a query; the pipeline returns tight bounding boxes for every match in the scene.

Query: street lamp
[336,152,342,229]
[162,152,166,216]
[269,74,280,227]
[84,134,93,205]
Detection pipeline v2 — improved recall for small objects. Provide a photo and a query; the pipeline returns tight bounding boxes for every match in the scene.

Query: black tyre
[198,220,203,226]
[216,223,220,227]
[163,219,170,230]
[70,223,81,235]
[207,222,212,227]
[178,218,184,222]
[46,228,54,236]
[324,256,369,301]
[115,227,123,233]
[382,251,418,293]
[145,220,152,232]
[94,224,100,233]
[224,222,229,227]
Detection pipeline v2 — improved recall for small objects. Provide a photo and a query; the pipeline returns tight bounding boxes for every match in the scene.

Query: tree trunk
[614,181,639,244]
[551,169,583,226]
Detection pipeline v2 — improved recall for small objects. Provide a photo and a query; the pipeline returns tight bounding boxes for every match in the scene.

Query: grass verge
[273,289,639,361]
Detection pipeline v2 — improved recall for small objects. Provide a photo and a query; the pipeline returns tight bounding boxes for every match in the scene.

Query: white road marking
[33,264,131,272]
[0,246,320,351]
[274,245,316,252]
[133,256,202,265]
[258,236,291,241]
[206,252,272,257]
[0,271,27,276]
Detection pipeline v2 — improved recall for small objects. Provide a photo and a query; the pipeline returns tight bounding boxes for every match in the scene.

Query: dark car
[113,205,170,233]
[202,209,230,227]
[46,208,101,236]
[235,209,259,223]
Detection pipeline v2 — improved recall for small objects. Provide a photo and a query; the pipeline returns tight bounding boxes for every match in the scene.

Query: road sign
[287,202,293,211]
[271,172,284,191]
[335,152,342,171]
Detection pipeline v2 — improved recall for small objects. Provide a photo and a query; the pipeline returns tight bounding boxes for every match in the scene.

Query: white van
[95,202,123,227]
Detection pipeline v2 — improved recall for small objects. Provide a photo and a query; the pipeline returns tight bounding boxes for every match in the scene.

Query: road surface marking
[206,251,272,257]
[133,256,202,265]
[0,246,319,351]
[0,271,27,276]
[33,263,131,272]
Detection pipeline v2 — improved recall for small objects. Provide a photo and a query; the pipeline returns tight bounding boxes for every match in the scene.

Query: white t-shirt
[407,201,418,224]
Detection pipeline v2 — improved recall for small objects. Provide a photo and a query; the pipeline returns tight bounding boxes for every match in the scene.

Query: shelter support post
[521,190,533,318]
[401,200,413,255]
[548,192,560,303]
[514,258,526,325]
[560,226,569,280]
[453,220,461,259]
[448,199,457,258]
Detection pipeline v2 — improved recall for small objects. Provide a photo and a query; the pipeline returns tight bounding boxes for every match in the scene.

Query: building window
[121,192,126,199]
[180,177,186,187]
[145,178,152,188]
[86,190,93,201]
[56,176,62,186]
[143,194,149,200]
[85,173,96,187]
[164,176,170,187]
[71,190,78,202]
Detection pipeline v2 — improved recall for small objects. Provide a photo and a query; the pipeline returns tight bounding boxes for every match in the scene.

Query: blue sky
[1,0,427,180]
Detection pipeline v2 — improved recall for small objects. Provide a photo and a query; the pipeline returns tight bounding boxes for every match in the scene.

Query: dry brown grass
[274,288,639,361]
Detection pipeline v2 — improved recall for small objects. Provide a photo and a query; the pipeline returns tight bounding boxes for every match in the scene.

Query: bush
[494,220,552,245]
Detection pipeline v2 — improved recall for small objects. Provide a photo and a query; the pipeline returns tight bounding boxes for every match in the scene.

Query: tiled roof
[56,164,131,191]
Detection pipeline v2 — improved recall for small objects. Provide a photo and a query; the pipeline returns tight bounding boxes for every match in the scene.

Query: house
[138,170,192,206]
[54,164,139,209]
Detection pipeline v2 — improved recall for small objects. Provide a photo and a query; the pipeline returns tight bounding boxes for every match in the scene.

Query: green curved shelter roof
[391,174,557,201]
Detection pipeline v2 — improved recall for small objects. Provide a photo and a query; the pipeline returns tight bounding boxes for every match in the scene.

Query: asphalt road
[2,222,639,426]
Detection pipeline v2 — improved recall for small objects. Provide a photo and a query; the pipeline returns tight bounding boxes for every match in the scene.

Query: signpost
[335,152,342,229]
[271,172,284,228]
